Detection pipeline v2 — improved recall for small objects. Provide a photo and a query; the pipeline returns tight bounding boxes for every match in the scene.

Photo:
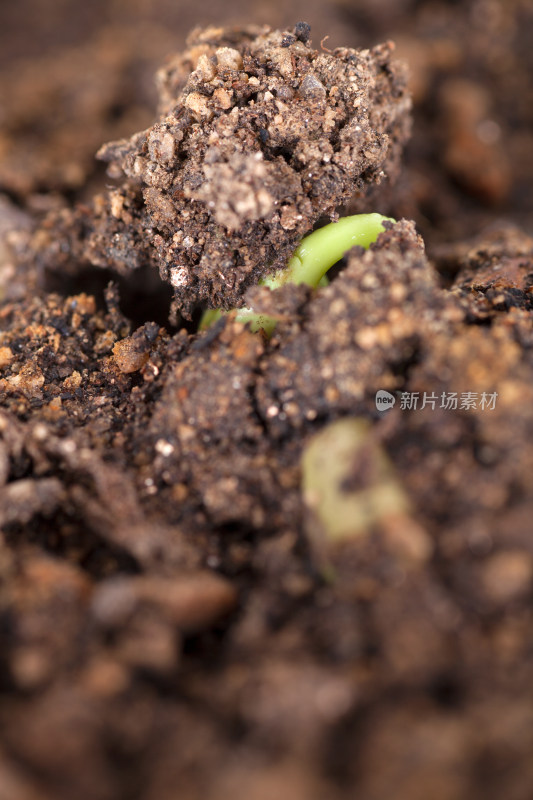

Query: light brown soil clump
[31,24,410,318]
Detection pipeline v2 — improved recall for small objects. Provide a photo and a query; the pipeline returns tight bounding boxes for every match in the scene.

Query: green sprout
[199,213,393,334]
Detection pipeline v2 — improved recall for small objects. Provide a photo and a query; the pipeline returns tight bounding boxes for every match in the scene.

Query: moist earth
[29,24,410,319]
[1,4,533,800]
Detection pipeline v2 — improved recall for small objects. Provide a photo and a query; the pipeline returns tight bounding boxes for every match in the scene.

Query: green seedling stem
[199,213,393,334]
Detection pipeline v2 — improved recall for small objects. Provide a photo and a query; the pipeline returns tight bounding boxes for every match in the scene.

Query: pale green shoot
[199,213,393,334]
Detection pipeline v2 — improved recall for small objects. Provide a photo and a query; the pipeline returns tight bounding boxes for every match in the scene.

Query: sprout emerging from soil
[200,213,393,334]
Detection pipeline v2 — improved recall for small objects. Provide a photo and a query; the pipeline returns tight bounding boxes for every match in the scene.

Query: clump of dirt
[29,23,410,318]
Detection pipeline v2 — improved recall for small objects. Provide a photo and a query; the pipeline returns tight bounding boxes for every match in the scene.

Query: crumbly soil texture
[1,4,533,800]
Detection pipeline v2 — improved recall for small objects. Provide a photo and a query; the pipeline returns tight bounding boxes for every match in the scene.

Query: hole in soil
[44,263,175,330]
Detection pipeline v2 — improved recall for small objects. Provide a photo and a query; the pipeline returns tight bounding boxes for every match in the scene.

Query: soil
[1,2,533,800]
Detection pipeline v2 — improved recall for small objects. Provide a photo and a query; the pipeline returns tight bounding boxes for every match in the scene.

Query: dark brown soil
[1,3,533,800]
